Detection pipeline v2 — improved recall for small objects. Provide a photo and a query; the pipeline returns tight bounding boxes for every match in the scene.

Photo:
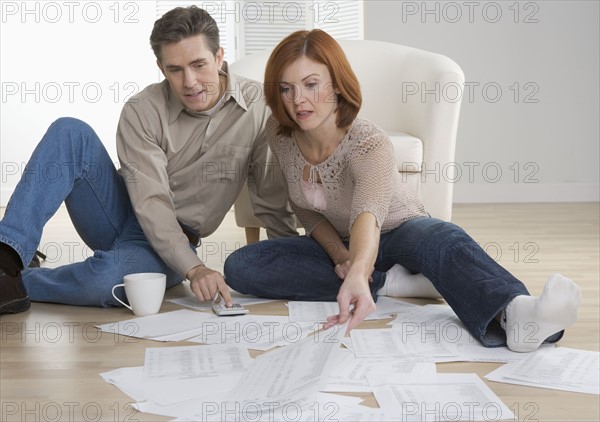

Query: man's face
[158,34,224,112]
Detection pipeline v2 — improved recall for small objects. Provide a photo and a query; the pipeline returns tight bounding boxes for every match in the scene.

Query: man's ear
[157,59,166,78]
[216,47,224,69]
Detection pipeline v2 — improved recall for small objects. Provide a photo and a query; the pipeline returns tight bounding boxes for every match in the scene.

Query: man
[0,6,296,314]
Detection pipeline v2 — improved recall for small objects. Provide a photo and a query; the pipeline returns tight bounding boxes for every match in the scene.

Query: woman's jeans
[0,118,183,307]
[224,217,563,347]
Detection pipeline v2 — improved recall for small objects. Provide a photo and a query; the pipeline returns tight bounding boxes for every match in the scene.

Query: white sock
[501,273,581,353]
[377,264,441,298]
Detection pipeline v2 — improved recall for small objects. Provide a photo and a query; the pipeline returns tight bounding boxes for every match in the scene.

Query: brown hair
[150,6,220,61]
[264,29,362,137]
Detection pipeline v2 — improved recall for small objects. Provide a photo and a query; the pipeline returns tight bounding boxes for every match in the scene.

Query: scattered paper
[323,348,437,393]
[185,314,317,351]
[99,300,596,422]
[171,392,365,421]
[228,324,347,409]
[288,301,340,322]
[143,344,252,378]
[287,298,416,323]
[95,309,218,341]
[368,372,515,421]
[350,328,460,361]
[101,366,244,406]
[485,347,600,395]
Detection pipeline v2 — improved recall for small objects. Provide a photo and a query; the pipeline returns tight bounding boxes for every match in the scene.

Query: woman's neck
[295,126,347,165]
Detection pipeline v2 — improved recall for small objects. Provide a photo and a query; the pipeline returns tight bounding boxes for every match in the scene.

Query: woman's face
[279,56,339,135]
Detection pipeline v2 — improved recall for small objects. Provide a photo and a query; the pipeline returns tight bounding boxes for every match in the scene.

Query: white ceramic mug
[111,273,166,316]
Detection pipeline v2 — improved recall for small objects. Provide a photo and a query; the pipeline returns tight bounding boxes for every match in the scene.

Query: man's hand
[186,265,233,307]
[324,271,375,334]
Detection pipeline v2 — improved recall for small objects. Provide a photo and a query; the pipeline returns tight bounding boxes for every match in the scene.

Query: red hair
[264,30,362,137]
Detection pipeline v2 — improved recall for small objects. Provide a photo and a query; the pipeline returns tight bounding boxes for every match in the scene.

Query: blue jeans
[224,216,563,347]
[0,118,184,307]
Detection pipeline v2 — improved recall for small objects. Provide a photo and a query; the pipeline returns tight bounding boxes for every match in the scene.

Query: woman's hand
[325,270,375,334]
[334,260,352,280]
[324,212,380,334]
[334,259,374,283]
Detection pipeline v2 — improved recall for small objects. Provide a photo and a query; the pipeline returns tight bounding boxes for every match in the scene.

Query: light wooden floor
[1,203,598,421]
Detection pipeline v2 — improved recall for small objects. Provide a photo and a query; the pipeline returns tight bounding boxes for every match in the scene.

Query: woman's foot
[377,264,441,298]
[502,273,581,352]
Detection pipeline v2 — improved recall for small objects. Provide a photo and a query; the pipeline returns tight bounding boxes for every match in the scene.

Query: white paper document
[171,392,365,421]
[485,347,600,394]
[98,311,318,349]
[368,373,515,421]
[95,309,217,341]
[185,314,317,351]
[322,347,372,393]
[101,366,244,406]
[288,299,416,323]
[332,408,408,422]
[323,348,437,393]
[99,300,597,421]
[350,328,460,361]
[227,324,347,411]
[133,392,229,419]
[372,296,420,319]
[388,303,467,338]
[143,344,252,378]
[288,301,340,322]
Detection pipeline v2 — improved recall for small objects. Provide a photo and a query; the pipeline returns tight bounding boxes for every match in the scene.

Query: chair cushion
[388,132,423,172]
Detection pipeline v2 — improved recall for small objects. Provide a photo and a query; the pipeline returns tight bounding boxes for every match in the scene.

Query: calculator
[212,292,249,316]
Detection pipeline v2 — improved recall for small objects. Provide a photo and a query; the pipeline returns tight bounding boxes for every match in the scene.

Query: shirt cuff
[164,243,204,278]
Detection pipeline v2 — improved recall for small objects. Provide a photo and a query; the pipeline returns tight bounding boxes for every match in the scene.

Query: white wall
[364,0,599,202]
[2,1,598,206]
[0,0,159,205]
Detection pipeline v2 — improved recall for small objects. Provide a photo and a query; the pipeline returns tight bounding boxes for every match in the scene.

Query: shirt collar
[167,61,248,124]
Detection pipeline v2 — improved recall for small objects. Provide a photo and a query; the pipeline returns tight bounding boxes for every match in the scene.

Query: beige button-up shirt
[116,65,296,276]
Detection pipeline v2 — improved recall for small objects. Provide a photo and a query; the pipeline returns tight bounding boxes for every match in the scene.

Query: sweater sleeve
[347,132,396,233]
[289,200,327,236]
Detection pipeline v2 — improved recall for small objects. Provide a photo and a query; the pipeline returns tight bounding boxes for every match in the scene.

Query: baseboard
[453,183,600,203]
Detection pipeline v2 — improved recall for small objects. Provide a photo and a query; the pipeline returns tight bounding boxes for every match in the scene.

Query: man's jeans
[0,118,183,307]
[224,216,563,347]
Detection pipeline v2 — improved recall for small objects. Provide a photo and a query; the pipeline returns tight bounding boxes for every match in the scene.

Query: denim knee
[224,247,256,293]
[49,117,94,134]
[42,117,99,151]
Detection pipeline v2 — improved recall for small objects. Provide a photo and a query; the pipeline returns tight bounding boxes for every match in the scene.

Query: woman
[224,29,581,352]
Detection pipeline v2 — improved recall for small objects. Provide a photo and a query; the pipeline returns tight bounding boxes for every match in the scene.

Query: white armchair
[232,39,465,243]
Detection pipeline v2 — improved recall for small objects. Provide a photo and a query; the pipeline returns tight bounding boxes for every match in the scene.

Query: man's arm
[116,102,232,305]
[246,120,298,238]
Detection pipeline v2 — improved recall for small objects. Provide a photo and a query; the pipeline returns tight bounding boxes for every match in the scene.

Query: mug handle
[111,284,132,311]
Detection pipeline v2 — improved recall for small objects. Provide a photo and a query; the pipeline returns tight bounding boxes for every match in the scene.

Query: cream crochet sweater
[267,116,427,239]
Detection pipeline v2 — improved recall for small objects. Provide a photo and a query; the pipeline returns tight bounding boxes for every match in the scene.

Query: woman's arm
[326,131,395,332]
[310,220,350,268]
[325,211,380,333]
